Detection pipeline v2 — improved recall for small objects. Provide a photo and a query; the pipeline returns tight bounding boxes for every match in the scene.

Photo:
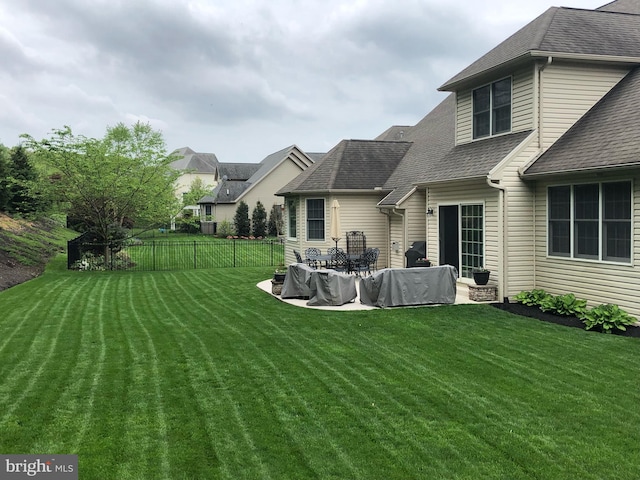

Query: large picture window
[473,77,511,139]
[306,198,325,241]
[548,182,631,262]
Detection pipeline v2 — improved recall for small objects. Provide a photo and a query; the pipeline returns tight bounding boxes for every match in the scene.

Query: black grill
[405,241,427,268]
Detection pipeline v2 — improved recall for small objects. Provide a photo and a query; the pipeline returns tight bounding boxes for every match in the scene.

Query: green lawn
[1,257,639,479]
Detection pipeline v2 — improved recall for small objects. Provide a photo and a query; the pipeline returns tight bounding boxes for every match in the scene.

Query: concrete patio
[257,277,481,311]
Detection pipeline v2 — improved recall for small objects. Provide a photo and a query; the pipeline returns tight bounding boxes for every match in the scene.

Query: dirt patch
[492,302,640,338]
[0,213,64,292]
[0,250,43,291]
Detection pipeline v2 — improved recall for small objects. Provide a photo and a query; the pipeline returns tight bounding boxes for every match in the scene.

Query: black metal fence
[67,237,285,271]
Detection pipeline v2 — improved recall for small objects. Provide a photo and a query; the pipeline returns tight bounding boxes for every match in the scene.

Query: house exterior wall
[284,193,389,268]
[531,173,640,319]
[540,62,629,149]
[174,173,217,200]
[455,66,535,145]
[425,180,499,283]
[385,190,427,269]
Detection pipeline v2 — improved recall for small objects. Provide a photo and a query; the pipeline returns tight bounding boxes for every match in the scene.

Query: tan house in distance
[278,1,640,317]
[198,145,319,235]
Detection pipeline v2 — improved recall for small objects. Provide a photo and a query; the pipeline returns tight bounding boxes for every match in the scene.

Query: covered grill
[405,241,427,267]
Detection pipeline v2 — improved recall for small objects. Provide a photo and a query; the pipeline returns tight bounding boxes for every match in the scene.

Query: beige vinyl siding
[388,212,405,269]
[426,180,499,281]
[286,193,389,268]
[540,62,629,149]
[456,66,534,145]
[532,174,640,318]
[491,137,540,296]
[386,190,428,269]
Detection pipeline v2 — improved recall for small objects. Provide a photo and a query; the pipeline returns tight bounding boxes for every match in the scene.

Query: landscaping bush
[582,304,637,334]
[539,293,588,318]
[514,289,550,307]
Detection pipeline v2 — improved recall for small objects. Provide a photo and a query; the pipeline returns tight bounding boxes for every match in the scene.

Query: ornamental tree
[22,122,180,248]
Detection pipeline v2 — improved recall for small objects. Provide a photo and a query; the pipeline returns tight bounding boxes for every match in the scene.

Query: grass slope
[0,214,76,290]
[0,259,639,479]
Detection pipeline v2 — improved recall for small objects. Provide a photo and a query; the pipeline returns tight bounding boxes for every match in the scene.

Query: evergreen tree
[0,144,10,212]
[267,204,283,237]
[251,201,267,238]
[7,145,41,216]
[234,200,250,237]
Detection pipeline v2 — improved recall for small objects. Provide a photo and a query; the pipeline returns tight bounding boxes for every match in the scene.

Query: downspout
[380,208,406,269]
[538,56,553,150]
[391,208,406,269]
[486,177,506,302]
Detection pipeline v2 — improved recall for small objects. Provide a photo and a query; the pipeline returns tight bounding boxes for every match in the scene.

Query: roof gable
[440,6,640,91]
[523,66,640,177]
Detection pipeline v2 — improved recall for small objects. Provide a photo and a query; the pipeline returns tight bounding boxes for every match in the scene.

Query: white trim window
[461,204,484,277]
[287,198,297,239]
[306,198,325,241]
[473,77,511,139]
[548,181,631,263]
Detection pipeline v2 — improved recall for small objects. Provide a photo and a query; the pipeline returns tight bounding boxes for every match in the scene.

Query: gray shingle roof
[523,67,640,177]
[170,149,219,173]
[597,0,640,14]
[440,6,640,91]
[277,140,411,194]
[199,180,250,204]
[379,95,455,205]
[217,163,261,181]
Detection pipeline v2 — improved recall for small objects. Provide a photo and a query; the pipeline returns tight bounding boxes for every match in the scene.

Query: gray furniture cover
[359,265,457,307]
[306,270,357,306]
[281,263,316,299]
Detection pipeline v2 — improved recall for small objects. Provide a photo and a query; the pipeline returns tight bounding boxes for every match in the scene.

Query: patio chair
[352,247,379,277]
[331,250,350,273]
[327,247,344,256]
[305,247,322,268]
[293,249,303,263]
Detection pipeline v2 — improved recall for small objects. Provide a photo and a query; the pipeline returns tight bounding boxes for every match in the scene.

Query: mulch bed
[491,302,640,338]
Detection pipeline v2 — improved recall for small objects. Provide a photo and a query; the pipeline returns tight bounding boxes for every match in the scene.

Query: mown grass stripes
[0,258,639,479]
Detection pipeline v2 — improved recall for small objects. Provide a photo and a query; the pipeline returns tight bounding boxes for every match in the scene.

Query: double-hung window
[548,182,631,262]
[473,77,511,139]
[306,199,325,241]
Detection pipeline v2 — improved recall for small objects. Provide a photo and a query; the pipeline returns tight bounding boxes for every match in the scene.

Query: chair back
[293,250,303,263]
[346,231,366,256]
[332,250,349,272]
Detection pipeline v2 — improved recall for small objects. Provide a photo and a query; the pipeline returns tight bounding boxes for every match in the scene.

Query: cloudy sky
[1,0,606,162]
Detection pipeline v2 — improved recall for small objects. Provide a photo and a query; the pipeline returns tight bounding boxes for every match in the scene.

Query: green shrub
[582,304,637,333]
[539,293,588,318]
[514,289,551,307]
[217,220,235,237]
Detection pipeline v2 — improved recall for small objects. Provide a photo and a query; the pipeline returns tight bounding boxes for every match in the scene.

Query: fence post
[233,239,236,267]
[194,241,197,269]
[153,241,156,271]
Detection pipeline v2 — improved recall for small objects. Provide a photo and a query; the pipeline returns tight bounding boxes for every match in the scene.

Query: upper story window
[548,181,631,263]
[473,77,511,139]
[306,198,325,241]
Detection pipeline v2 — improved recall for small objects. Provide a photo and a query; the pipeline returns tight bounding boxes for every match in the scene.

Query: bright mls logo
[1,455,77,479]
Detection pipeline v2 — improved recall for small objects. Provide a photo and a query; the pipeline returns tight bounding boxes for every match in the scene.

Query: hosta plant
[514,289,551,307]
[582,304,638,333]
[540,293,588,318]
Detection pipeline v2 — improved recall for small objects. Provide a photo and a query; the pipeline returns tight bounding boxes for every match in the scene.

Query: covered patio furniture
[359,265,457,307]
[281,263,316,299]
[306,269,357,306]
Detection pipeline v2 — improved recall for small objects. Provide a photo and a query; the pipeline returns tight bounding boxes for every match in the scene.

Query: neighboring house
[278,1,640,317]
[198,145,318,235]
[170,147,219,222]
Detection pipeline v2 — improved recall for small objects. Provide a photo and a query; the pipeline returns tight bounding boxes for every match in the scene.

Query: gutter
[379,208,406,269]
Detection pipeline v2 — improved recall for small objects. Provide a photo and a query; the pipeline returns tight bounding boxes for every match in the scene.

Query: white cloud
[0,0,609,160]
